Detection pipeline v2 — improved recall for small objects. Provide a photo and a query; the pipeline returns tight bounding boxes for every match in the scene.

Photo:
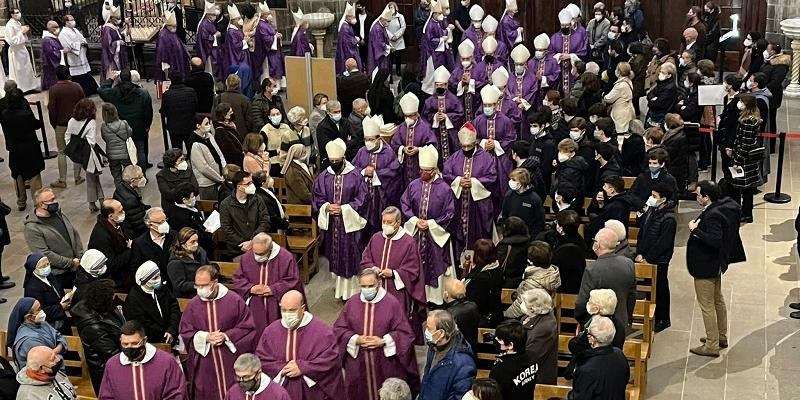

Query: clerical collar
[360,287,387,303]
[326,161,355,175]
[381,227,408,241]
[251,373,273,395]
[42,31,58,40]
[119,343,157,366]
[200,283,229,302]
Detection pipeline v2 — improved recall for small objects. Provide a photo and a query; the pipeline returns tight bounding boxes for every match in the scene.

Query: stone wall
[767,0,800,46]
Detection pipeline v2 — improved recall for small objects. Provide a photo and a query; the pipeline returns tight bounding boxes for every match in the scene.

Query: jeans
[134,138,149,169]
[14,174,42,208]
[693,276,727,350]
[55,125,82,183]
[655,262,670,323]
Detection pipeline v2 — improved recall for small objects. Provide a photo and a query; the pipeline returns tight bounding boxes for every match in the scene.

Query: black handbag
[64,120,92,166]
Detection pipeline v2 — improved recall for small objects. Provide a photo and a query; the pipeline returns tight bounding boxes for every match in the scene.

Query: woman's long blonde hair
[737,94,761,122]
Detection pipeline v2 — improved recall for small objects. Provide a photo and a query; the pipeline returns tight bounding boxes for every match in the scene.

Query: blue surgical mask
[330,113,342,122]
[269,115,282,125]
[148,279,162,290]
[35,266,51,277]
[361,287,377,301]
[424,329,436,346]
[649,165,661,175]
[483,106,495,117]
[646,196,659,207]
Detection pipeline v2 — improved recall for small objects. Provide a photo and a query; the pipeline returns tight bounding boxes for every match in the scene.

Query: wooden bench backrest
[216,261,239,279]
[285,204,317,237]
[178,298,191,312]
[623,176,636,189]
[0,330,8,361]
[64,336,92,381]
[272,178,287,204]
[557,293,579,334]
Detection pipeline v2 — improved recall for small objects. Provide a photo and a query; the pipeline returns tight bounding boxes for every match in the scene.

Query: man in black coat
[686,180,745,357]
[717,75,742,172]
[88,199,135,290]
[166,183,213,253]
[336,58,370,117]
[113,165,150,238]
[315,100,351,170]
[159,71,198,152]
[132,208,176,283]
[629,148,678,203]
[586,175,641,244]
[184,58,216,114]
[570,315,630,400]
[122,261,182,344]
[442,279,480,356]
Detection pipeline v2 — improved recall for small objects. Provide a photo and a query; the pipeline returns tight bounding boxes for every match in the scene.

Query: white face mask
[361,287,378,301]
[679,58,687,67]
[33,310,47,324]
[197,284,215,299]
[472,21,481,29]
[658,72,669,81]
[646,196,658,207]
[514,65,525,75]
[508,180,520,191]
[281,311,302,328]
[529,126,540,136]
[185,242,199,253]
[271,87,279,96]
[435,14,444,21]
[595,14,603,21]
[156,221,170,234]
[542,99,550,107]
[244,184,257,195]
[66,20,76,28]
[269,115,282,125]
[745,79,754,90]
[763,50,772,60]
[534,50,545,59]
[743,38,752,47]
[608,32,617,40]
[557,153,569,163]
[258,144,267,153]
[115,213,126,224]
[737,101,745,110]
[589,115,598,124]
[569,130,583,141]
[405,117,416,126]
[684,80,691,89]
[381,223,397,236]
[176,161,188,171]
[461,60,471,68]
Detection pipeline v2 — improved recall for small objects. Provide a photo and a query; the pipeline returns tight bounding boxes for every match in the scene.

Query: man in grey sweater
[24,188,83,288]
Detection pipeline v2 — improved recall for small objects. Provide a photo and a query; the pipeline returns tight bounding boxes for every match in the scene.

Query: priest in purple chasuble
[352,116,401,233]
[484,67,523,132]
[232,233,305,335]
[196,1,222,80]
[179,266,256,400]
[443,123,497,261]
[99,321,187,400]
[227,353,291,400]
[400,145,457,305]
[420,0,447,94]
[154,10,190,82]
[391,93,438,187]
[336,2,362,74]
[367,7,393,79]
[264,17,286,86]
[290,8,314,56]
[40,22,65,91]
[422,66,465,165]
[312,138,369,300]
[360,207,428,340]
[224,4,250,79]
[462,5,485,60]
[474,84,516,218]
[256,290,345,400]
[498,0,523,52]
[437,3,456,71]
[528,33,561,108]
[333,269,421,400]
[480,16,508,65]
[251,2,274,84]
[100,7,127,80]
[474,36,504,89]
[549,8,589,96]
[508,45,539,125]
[449,41,487,121]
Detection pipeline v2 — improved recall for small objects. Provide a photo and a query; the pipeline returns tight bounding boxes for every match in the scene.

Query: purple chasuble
[232,247,305,335]
[352,144,402,236]
[290,28,312,57]
[179,288,256,400]
[224,27,249,76]
[99,346,187,400]
[311,165,368,279]
[448,64,487,120]
[548,28,589,95]
[336,22,362,74]
[474,94,523,133]
[473,58,503,86]
[462,28,485,59]
[333,290,420,400]
[100,24,128,80]
[251,20,271,80]
[225,373,291,400]
[443,148,497,258]
[527,54,561,106]
[498,14,521,51]
[41,35,62,91]
[422,20,447,72]
[359,230,428,341]
[474,112,516,215]
[154,27,190,82]
[421,92,465,164]
[390,119,438,187]
[400,177,455,286]
[506,70,540,140]
[264,22,285,81]
[195,19,222,80]
[257,315,345,400]
[367,22,390,77]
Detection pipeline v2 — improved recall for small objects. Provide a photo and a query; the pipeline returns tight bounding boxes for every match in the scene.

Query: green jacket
[98,79,153,141]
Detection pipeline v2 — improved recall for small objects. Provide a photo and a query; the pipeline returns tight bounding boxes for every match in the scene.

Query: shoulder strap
[77,119,91,138]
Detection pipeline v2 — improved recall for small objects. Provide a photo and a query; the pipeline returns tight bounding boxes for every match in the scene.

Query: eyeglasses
[236,374,258,382]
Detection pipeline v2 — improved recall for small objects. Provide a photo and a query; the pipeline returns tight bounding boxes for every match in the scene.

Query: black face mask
[238,375,260,393]
[330,160,344,173]
[484,55,494,63]
[122,345,146,362]
[561,27,571,35]
[462,147,475,158]
[46,202,60,214]
[435,87,446,96]
[46,358,63,376]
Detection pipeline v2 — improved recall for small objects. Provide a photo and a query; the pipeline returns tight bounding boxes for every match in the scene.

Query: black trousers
[730,186,756,218]
[655,262,670,323]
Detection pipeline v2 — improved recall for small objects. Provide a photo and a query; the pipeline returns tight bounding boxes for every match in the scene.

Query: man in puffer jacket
[552,138,589,199]
[419,310,476,400]
[504,241,561,319]
[585,175,642,247]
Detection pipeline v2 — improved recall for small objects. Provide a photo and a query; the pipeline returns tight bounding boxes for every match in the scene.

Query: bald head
[47,20,59,32]
[27,346,55,372]
[280,290,304,310]
[345,58,358,71]
[444,278,466,300]
[683,27,698,42]
[191,57,203,69]
[593,228,619,255]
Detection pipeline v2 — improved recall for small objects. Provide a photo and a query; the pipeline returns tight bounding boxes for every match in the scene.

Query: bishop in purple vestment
[483,67,523,133]
[400,146,456,305]
[474,36,504,85]
[195,2,222,80]
[391,93,438,186]
[333,271,420,400]
[264,17,285,85]
[420,2,447,88]
[352,117,401,236]
[367,9,392,78]
[550,9,589,95]
[154,13,190,82]
[40,24,63,91]
[226,369,291,400]
[360,212,428,341]
[179,269,256,400]
[290,8,313,57]
[100,15,127,80]
[498,0,522,51]
[232,234,305,335]
[475,84,516,216]
[528,34,561,108]
[508,44,540,139]
[257,290,345,400]
[335,4,362,74]
[312,138,368,300]
[225,7,250,80]
[422,66,465,164]
[99,341,186,400]
[481,16,508,65]
[462,4,486,60]
[450,40,486,120]
[251,4,273,83]
[443,123,497,260]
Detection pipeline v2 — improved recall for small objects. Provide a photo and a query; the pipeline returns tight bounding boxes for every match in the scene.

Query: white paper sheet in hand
[698,85,725,106]
[729,166,745,178]
[204,210,221,233]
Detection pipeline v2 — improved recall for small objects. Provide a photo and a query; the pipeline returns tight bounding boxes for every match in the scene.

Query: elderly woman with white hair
[519,288,558,384]
[379,377,412,400]
[604,219,635,260]
[570,315,631,400]
[283,106,314,165]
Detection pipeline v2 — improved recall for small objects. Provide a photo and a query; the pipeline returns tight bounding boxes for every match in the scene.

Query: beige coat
[604,77,636,133]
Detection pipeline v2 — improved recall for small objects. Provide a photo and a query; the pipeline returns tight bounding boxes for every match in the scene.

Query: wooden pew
[64,335,97,399]
[272,178,287,204]
[178,298,191,312]
[284,204,319,284]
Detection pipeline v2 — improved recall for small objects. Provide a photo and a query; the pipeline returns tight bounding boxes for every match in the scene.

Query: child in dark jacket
[552,138,589,199]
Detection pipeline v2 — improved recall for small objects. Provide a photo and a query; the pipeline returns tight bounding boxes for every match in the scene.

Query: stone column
[781,17,800,99]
